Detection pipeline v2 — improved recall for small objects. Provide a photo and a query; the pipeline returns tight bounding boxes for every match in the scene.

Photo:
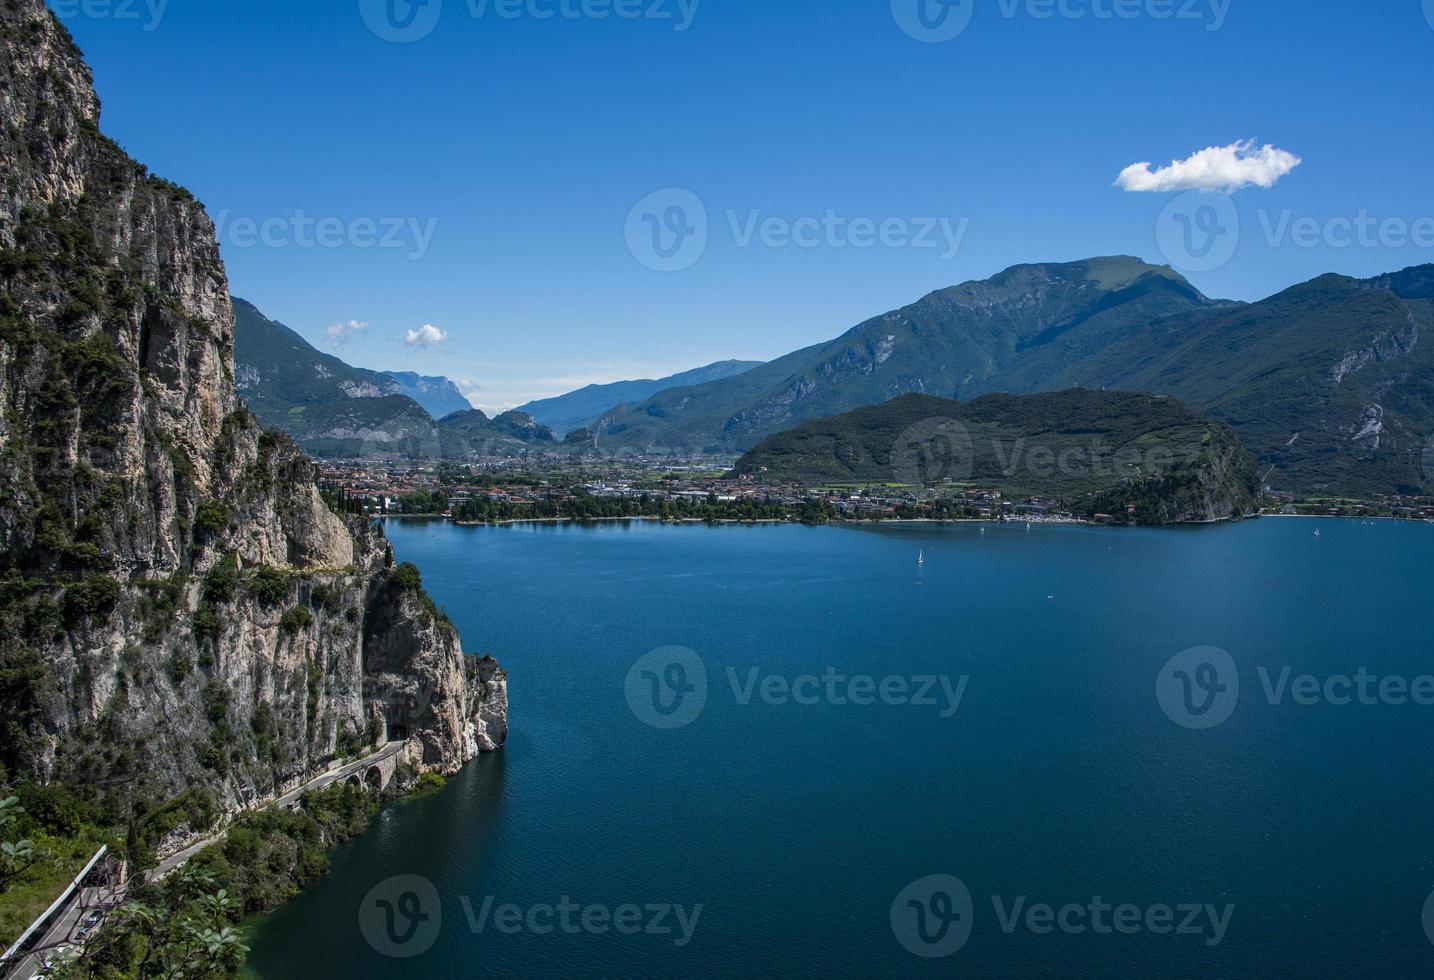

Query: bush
[202,552,240,604]
[390,563,422,592]
[62,574,121,625]
[280,606,312,634]
[167,650,191,685]
[194,499,229,537]
[248,566,291,606]
[201,681,229,724]
[310,583,342,614]
[191,603,219,640]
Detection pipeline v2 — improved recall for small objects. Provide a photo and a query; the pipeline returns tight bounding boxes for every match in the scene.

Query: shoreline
[381,514,1284,530]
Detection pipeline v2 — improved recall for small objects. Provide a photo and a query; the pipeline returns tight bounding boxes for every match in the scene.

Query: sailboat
[917,550,925,566]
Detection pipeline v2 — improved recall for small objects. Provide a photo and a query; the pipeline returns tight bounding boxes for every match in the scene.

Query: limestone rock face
[0,2,505,813]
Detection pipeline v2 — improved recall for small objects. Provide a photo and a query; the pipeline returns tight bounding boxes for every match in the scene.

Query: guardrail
[0,845,107,973]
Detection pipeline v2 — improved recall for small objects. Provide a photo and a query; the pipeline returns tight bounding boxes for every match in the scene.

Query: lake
[245,517,1434,977]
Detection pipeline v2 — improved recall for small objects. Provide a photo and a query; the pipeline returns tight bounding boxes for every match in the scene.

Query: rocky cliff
[0,2,504,825]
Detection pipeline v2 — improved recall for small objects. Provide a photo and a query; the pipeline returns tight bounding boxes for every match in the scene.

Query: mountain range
[233,298,558,458]
[590,257,1434,496]
[517,360,764,435]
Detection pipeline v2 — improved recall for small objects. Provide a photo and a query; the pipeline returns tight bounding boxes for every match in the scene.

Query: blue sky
[57,0,1434,412]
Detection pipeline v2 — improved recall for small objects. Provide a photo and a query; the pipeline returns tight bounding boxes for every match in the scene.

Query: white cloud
[1116,140,1301,193]
[457,378,483,410]
[323,319,369,350]
[404,324,449,349]
[469,401,520,416]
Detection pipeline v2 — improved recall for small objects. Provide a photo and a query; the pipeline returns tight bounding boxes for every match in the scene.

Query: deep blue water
[245,517,1434,978]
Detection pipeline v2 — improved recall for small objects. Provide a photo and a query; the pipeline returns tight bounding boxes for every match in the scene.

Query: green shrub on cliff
[61,574,120,626]
[248,566,291,606]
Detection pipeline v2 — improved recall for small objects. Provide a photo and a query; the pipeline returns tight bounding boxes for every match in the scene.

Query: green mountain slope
[233,298,556,457]
[438,409,558,459]
[593,257,1225,453]
[518,359,764,435]
[233,297,404,416]
[594,256,1434,495]
[733,391,1262,524]
[1051,269,1434,495]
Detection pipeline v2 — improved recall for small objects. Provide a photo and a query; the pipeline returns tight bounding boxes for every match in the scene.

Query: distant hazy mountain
[233,298,556,457]
[592,256,1434,496]
[733,390,1262,523]
[518,360,763,435]
[382,371,473,420]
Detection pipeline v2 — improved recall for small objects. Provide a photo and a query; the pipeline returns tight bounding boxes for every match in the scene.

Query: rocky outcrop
[0,2,504,817]
[1077,424,1263,525]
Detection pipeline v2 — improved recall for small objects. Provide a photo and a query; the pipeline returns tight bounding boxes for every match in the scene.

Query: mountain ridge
[233,297,556,457]
[589,256,1434,495]
[382,370,473,419]
[518,359,764,435]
